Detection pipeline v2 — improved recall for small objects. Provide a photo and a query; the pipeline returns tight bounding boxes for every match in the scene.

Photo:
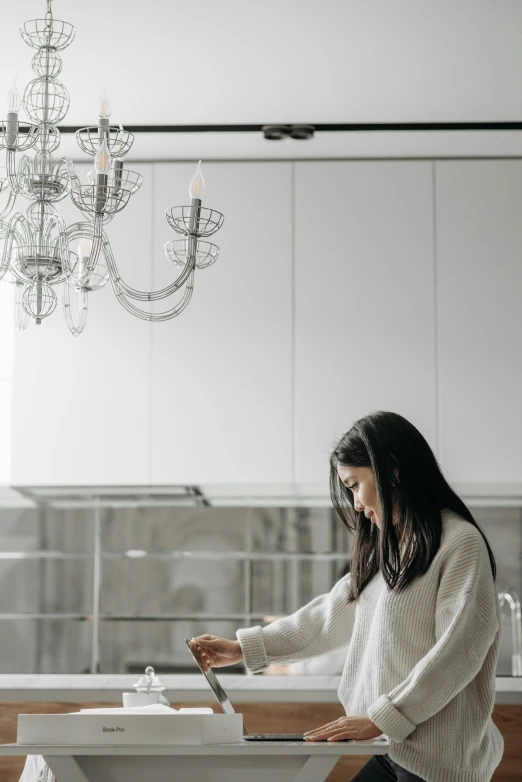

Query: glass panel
[98,619,244,674]
[250,507,352,555]
[99,556,245,617]
[475,508,522,596]
[474,508,522,676]
[0,618,92,673]
[41,508,95,553]
[0,502,518,676]
[0,507,94,553]
[251,558,349,617]
[0,557,93,613]
[101,506,248,553]
[0,508,40,552]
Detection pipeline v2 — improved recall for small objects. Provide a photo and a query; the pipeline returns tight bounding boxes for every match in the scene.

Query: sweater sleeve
[367,529,499,744]
[236,574,355,673]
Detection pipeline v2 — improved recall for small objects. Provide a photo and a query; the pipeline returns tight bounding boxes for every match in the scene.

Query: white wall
[0,283,14,484]
[2,1,521,126]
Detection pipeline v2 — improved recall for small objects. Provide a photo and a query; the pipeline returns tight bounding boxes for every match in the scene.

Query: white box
[17,714,243,746]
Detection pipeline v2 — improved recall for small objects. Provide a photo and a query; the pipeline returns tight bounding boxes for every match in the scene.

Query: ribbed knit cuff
[367,694,416,743]
[236,625,269,673]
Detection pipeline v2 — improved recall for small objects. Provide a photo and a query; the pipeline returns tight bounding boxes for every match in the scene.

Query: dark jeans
[351,754,427,781]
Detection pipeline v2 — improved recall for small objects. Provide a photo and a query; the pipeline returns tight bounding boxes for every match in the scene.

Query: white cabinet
[10,157,521,491]
[294,162,437,484]
[10,163,153,486]
[436,161,522,485]
[150,162,293,484]
[0,283,14,484]
[0,378,12,484]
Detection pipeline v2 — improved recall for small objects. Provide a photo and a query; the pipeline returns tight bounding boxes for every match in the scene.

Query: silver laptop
[185,638,303,741]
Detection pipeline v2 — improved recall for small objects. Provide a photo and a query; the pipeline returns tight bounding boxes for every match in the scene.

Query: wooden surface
[1,701,521,781]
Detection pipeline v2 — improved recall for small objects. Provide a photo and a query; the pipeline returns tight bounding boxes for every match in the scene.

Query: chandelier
[0,0,224,335]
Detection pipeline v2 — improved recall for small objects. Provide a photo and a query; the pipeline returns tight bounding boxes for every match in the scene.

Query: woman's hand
[188,635,243,673]
[304,716,383,742]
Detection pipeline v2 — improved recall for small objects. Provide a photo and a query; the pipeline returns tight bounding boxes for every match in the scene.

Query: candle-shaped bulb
[94,137,111,175]
[189,160,205,200]
[77,237,91,277]
[6,78,21,113]
[78,237,91,260]
[97,83,111,118]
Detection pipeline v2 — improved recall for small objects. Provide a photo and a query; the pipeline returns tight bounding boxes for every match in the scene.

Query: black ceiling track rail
[56,121,522,134]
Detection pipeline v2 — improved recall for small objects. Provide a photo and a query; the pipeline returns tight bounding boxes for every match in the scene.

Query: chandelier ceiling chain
[0,0,223,335]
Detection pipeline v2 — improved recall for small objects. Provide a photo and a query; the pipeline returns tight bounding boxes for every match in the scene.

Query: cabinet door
[151,162,293,485]
[10,163,153,486]
[0,284,14,483]
[436,161,522,485]
[294,161,437,484]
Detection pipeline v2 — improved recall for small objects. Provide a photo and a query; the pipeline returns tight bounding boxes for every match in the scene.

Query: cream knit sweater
[237,509,504,782]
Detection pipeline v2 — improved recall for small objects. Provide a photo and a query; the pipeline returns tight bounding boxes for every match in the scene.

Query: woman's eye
[348,482,358,491]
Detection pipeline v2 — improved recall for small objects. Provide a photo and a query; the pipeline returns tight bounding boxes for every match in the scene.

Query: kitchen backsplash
[0,504,519,674]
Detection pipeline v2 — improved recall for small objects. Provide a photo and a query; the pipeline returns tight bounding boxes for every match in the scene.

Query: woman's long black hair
[330,411,497,603]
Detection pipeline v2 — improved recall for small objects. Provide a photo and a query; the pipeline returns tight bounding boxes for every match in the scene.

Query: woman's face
[337,464,382,529]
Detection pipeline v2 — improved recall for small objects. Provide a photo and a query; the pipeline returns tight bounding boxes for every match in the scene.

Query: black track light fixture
[288,124,316,140]
[261,124,316,141]
[262,125,290,140]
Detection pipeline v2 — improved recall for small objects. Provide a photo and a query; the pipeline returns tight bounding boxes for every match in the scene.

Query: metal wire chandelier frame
[0,0,223,336]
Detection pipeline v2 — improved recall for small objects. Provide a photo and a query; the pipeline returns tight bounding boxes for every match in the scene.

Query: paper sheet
[73,704,178,715]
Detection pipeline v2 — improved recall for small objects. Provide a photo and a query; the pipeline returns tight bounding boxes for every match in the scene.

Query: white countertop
[0,675,521,704]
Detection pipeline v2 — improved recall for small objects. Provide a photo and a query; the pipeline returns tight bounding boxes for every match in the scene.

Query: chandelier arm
[14,282,30,331]
[110,270,195,322]
[14,211,35,246]
[62,282,88,336]
[42,211,69,276]
[63,219,108,289]
[3,212,31,283]
[57,156,79,191]
[0,188,16,220]
[84,212,103,280]
[104,234,197,302]
[43,209,66,243]
[6,150,26,195]
[62,213,104,289]
[0,220,11,282]
[66,220,99,242]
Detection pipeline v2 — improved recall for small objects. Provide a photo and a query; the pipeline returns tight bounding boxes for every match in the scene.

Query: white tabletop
[0,739,390,756]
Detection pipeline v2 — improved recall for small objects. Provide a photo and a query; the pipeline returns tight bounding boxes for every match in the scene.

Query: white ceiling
[1,0,522,158]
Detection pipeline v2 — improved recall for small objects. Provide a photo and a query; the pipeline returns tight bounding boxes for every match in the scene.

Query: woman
[264,562,351,676]
[190,411,504,782]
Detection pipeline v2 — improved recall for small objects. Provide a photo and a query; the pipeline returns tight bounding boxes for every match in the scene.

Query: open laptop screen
[185,638,309,742]
[185,639,236,716]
